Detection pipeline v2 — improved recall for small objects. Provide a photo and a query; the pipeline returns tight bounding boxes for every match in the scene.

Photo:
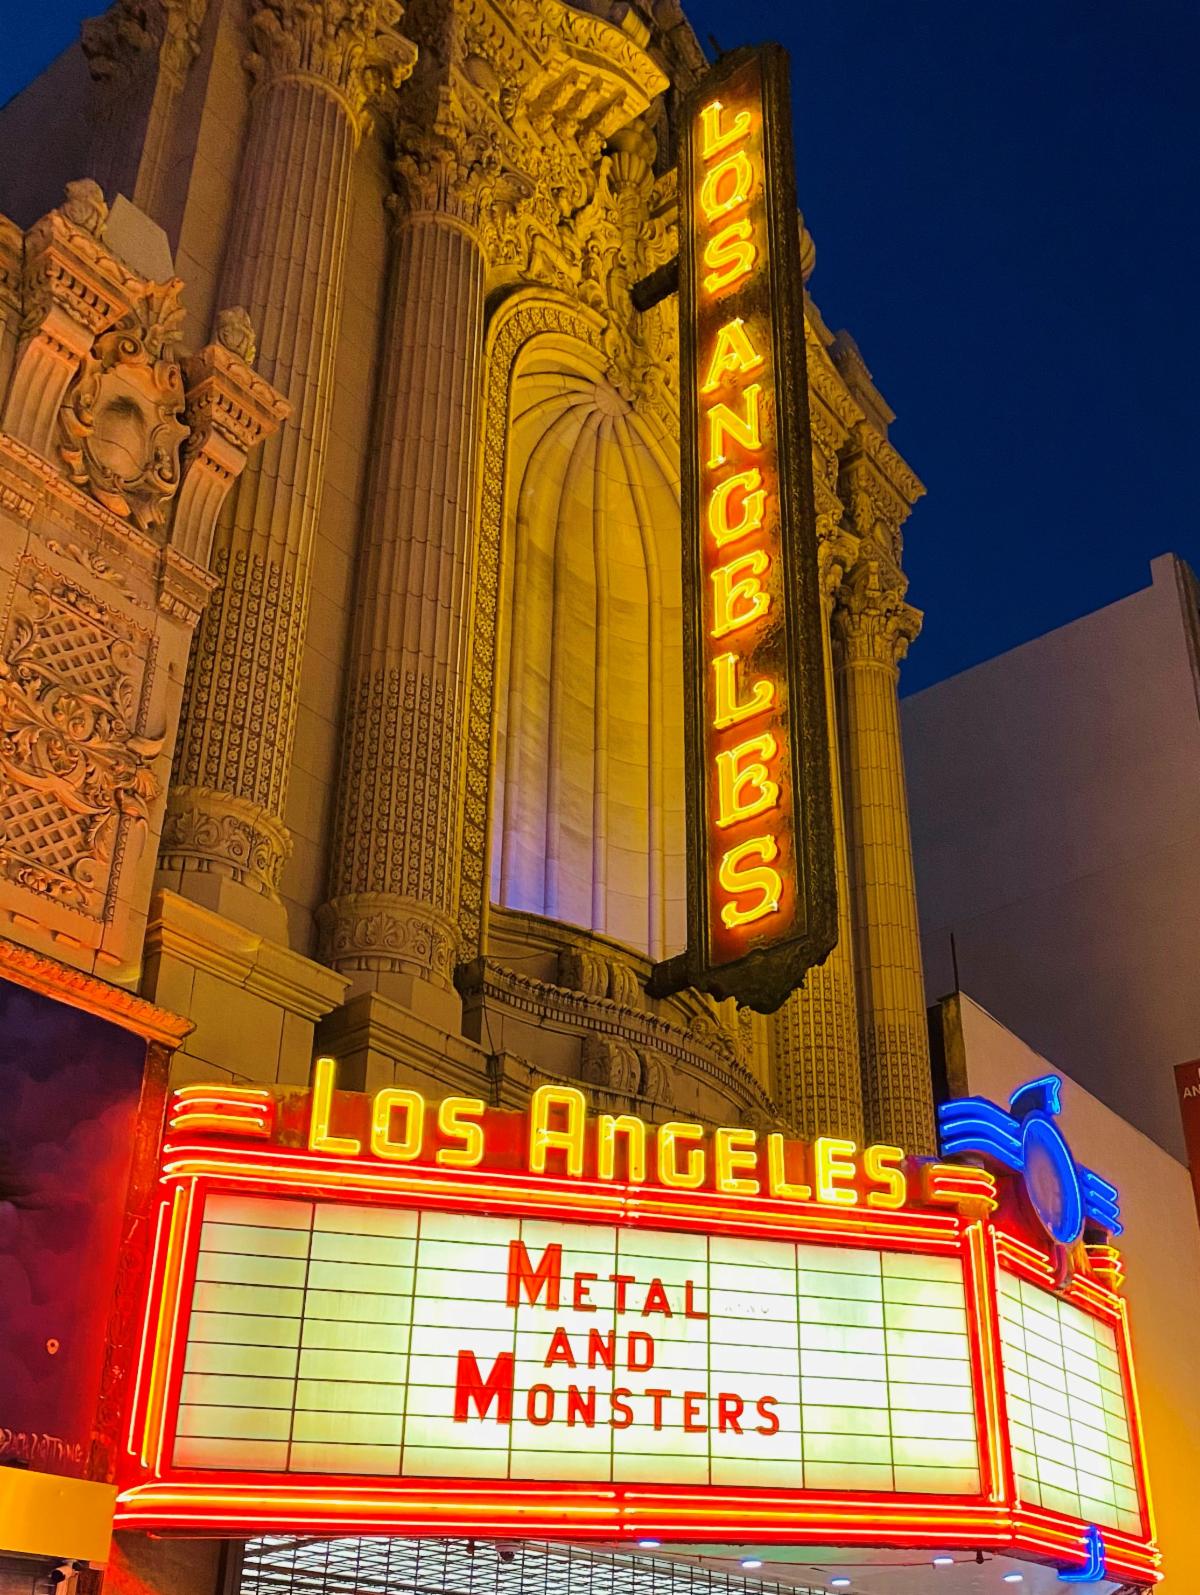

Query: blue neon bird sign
[937,1074,1123,1243]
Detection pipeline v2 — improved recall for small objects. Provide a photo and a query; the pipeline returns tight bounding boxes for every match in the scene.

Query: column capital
[838,432,924,565]
[84,0,207,93]
[245,0,417,128]
[816,511,858,612]
[833,546,922,669]
[391,89,503,230]
[4,183,137,454]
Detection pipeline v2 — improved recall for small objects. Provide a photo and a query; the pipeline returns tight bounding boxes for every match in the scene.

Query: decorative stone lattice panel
[0,557,159,923]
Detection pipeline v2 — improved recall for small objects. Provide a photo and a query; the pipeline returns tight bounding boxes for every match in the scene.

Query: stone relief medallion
[58,294,189,536]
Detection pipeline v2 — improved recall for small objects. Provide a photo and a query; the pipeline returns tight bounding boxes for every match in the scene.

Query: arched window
[490,337,686,960]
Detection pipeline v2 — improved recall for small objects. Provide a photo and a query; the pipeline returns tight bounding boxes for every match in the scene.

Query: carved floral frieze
[317,891,463,987]
[159,784,293,898]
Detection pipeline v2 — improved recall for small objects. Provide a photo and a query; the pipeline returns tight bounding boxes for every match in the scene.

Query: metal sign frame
[652,44,836,1014]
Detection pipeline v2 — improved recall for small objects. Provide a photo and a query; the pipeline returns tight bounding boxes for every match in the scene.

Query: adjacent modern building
[904,553,1200,1160]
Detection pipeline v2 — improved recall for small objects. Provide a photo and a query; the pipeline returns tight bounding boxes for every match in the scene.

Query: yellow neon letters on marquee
[597,1113,648,1183]
[437,1096,487,1167]
[300,1068,913,1211]
[371,1086,424,1161]
[309,1055,362,1157]
[656,1120,707,1189]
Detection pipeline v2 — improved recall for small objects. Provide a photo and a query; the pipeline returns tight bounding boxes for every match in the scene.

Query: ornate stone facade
[0,181,285,980]
[0,0,934,1144]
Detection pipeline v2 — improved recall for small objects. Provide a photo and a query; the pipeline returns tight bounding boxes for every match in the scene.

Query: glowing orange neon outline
[1115,1294,1157,1543]
[172,1085,273,1100]
[961,1220,1008,1505]
[992,1245,1156,1560]
[140,1184,191,1470]
[127,1196,172,1458]
[167,1114,272,1138]
[155,1140,965,1242]
[113,1140,1160,1584]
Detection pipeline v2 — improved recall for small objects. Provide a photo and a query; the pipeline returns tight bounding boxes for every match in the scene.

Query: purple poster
[0,977,146,1477]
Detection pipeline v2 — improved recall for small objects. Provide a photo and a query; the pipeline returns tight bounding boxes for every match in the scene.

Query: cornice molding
[0,931,192,1045]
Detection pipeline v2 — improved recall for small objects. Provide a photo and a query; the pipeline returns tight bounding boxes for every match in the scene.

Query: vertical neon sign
[653,45,835,1012]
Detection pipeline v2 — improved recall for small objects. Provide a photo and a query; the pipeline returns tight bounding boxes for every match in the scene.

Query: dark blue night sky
[3,0,1197,692]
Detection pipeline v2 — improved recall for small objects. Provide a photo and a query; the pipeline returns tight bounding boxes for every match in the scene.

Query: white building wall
[904,554,1200,1157]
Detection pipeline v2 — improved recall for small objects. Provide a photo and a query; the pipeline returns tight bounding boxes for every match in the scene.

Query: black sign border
[651,42,837,1015]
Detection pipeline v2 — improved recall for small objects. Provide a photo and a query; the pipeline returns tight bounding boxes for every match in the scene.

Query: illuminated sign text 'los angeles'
[654,44,835,1013]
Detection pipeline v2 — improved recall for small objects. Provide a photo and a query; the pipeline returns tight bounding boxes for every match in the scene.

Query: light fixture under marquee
[113,1073,1160,1588]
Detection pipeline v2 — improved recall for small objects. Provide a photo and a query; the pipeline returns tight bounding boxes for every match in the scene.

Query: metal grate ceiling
[236,1539,829,1595]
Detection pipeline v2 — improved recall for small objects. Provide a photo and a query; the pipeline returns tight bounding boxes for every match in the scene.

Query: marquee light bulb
[932,1558,954,1568]
[830,1582,851,1591]
[638,1541,661,1549]
[740,1560,763,1570]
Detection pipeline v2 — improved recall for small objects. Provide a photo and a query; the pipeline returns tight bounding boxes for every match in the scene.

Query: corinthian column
[769,499,864,1140]
[319,111,491,1016]
[833,542,936,1153]
[163,0,415,925]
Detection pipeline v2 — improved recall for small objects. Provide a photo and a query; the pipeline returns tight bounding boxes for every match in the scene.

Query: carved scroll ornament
[57,283,189,535]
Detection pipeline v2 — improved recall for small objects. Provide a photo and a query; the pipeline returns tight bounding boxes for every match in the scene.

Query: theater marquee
[114,1066,1159,1586]
[653,44,836,1012]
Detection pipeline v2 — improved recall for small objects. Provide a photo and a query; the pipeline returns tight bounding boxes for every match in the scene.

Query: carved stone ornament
[833,541,923,670]
[60,178,110,238]
[457,951,777,1128]
[159,784,293,897]
[57,280,189,535]
[83,0,163,85]
[0,569,161,920]
[580,1033,641,1097]
[214,305,257,364]
[317,891,463,987]
[245,0,418,128]
[557,944,609,999]
[175,321,290,566]
[577,1033,670,1097]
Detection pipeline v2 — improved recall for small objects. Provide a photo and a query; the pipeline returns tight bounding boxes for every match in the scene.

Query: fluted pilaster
[833,543,935,1153]
[319,134,487,1005]
[770,516,864,1140]
[164,0,415,915]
